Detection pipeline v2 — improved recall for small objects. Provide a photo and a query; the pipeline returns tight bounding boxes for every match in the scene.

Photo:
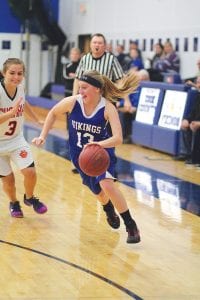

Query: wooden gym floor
[0,114,200,299]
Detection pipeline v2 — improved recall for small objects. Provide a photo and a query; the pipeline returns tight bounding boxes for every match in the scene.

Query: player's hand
[83,142,101,149]
[32,136,45,146]
[37,119,45,126]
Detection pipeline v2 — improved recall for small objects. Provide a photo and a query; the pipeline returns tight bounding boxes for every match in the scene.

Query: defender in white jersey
[0,58,47,217]
[33,70,141,244]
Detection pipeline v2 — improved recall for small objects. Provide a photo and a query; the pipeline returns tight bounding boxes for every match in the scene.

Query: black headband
[79,75,102,88]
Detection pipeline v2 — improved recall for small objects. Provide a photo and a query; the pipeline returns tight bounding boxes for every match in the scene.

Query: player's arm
[0,97,22,124]
[32,96,75,146]
[98,102,123,148]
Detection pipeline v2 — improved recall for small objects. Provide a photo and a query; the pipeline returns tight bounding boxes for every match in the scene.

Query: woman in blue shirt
[32,70,141,244]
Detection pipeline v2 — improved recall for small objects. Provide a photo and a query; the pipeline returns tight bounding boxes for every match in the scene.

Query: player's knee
[1,172,14,181]
[21,165,37,179]
[100,178,114,193]
[1,173,15,189]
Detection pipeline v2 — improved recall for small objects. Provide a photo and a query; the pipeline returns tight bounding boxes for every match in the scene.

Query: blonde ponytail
[81,70,139,103]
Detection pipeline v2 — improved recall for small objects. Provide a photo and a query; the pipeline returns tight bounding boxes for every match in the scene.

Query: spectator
[128,48,144,71]
[154,41,180,74]
[184,58,200,83]
[63,47,81,97]
[151,43,165,69]
[129,40,143,61]
[186,76,200,91]
[177,76,200,166]
[115,44,131,72]
[147,42,165,81]
[106,42,113,53]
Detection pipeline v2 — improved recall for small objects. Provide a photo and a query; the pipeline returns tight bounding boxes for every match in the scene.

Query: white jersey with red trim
[0,81,26,152]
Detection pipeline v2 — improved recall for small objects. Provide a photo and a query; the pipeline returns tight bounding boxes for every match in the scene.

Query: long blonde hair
[81,70,139,102]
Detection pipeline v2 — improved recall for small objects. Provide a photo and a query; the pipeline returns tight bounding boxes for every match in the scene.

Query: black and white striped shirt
[75,52,124,82]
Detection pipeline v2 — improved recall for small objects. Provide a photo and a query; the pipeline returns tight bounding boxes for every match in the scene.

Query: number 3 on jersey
[5,121,17,136]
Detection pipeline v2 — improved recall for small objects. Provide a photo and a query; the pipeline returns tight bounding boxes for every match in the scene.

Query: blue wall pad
[132,122,153,147]
[151,126,180,155]
[26,96,58,110]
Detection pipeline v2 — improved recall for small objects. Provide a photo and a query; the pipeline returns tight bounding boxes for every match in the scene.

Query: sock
[103,200,114,213]
[120,210,136,227]
[24,194,33,201]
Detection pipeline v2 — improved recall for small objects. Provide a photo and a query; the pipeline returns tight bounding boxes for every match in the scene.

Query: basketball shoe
[24,195,47,214]
[103,200,120,229]
[126,221,141,243]
[9,201,24,218]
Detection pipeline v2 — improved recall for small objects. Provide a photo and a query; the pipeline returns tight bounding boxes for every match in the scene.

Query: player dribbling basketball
[32,70,141,243]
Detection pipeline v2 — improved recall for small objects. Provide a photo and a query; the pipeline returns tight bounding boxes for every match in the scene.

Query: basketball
[78,144,110,176]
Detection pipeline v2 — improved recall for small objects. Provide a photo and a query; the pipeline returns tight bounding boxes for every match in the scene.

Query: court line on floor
[0,239,143,300]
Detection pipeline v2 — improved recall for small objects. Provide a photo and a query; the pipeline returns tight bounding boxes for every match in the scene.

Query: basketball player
[71,33,132,172]
[0,58,47,217]
[32,70,140,244]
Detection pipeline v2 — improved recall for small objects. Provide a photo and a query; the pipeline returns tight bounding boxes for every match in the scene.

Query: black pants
[181,128,200,163]
[120,112,136,139]
[192,129,200,163]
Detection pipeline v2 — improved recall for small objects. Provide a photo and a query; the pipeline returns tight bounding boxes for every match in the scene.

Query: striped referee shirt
[75,52,124,82]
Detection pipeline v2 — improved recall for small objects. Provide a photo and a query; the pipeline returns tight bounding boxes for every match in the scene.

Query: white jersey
[0,81,26,152]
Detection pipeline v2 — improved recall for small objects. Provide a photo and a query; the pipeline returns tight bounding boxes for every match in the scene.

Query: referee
[73,33,124,95]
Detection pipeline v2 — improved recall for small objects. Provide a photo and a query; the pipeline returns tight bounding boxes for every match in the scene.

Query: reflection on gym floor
[24,123,200,221]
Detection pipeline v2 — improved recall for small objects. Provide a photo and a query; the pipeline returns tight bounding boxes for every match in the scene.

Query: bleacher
[132,81,198,156]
